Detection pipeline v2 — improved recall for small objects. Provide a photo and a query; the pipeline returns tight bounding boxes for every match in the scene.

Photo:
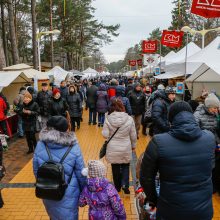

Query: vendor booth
[0,71,31,137]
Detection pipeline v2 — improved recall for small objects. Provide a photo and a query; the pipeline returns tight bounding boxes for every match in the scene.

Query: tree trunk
[0,37,6,70]
[31,0,38,69]
[1,2,8,66]
[50,0,54,68]
[7,0,19,64]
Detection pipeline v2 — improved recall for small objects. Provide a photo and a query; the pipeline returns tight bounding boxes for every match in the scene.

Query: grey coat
[194,104,219,143]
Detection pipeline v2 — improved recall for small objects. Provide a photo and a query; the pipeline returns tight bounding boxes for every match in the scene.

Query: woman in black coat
[49,88,69,118]
[66,85,82,131]
[20,92,40,154]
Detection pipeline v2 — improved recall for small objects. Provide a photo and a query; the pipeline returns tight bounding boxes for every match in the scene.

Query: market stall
[0,71,31,136]
[47,66,71,86]
[82,68,98,79]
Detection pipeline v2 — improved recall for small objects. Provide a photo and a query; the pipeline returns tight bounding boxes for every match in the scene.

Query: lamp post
[181,25,220,49]
[82,56,92,71]
[94,62,100,71]
[37,29,61,72]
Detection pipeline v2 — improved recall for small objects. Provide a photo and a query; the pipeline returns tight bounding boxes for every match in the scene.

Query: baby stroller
[135,153,160,220]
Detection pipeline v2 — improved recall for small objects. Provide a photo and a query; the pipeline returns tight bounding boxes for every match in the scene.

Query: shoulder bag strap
[106,127,120,144]
[60,146,73,164]
[44,143,53,161]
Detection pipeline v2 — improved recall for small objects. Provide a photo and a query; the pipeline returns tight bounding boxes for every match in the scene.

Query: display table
[0,112,18,137]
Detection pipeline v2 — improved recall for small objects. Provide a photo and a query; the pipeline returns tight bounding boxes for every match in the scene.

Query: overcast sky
[92,0,173,63]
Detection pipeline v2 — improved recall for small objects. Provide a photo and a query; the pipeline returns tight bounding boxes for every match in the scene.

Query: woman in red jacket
[0,93,9,136]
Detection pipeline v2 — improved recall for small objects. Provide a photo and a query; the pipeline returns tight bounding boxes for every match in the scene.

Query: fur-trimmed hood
[39,128,77,146]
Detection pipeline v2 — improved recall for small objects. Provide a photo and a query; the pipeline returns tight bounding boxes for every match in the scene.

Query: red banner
[142,40,157,53]
[137,59,143,66]
[191,0,220,18]
[129,60,137,66]
[161,30,184,48]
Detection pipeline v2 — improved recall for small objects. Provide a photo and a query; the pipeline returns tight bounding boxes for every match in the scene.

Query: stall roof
[154,72,185,79]
[3,63,48,80]
[0,71,30,87]
[165,42,201,65]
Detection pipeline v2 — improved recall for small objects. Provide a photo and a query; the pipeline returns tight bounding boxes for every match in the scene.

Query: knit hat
[52,88,60,96]
[157,84,165,90]
[168,101,193,122]
[205,93,220,108]
[88,160,107,178]
[134,82,141,88]
[165,86,176,94]
[24,91,32,100]
[47,116,68,132]
[26,86,34,94]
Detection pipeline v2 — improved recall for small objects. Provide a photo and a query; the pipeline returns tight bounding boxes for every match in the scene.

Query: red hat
[53,88,60,96]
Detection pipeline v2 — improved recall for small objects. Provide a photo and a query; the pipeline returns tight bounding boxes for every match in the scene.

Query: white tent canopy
[165,42,201,65]
[186,63,220,99]
[186,36,220,73]
[47,66,70,86]
[82,68,98,78]
[0,71,31,103]
[3,63,48,80]
[0,71,30,87]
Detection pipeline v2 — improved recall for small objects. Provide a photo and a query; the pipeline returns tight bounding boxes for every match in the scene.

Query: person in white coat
[102,99,137,194]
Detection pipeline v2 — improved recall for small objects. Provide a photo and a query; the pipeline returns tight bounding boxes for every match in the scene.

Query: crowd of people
[0,75,220,220]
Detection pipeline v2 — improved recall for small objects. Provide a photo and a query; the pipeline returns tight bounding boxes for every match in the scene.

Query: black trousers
[0,120,8,136]
[25,131,37,151]
[0,190,3,208]
[111,163,130,190]
[71,117,80,131]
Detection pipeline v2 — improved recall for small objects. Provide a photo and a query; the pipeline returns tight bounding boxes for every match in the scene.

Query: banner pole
[184,33,189,100]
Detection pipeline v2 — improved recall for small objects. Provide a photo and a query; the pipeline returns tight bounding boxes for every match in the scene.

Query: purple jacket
[96,84,109,113]
[79,178,126,220]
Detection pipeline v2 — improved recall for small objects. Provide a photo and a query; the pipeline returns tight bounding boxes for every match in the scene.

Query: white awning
[154,72,185,79]
[0,71,30,87]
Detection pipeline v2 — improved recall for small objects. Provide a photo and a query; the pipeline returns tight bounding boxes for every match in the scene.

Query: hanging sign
[191,0,220,18]
[142,40,157,53]
[137,59,143,66]
[161,30,184,48]
[155,67,161,75]
[129,60,137,66]
[176,82,184,94]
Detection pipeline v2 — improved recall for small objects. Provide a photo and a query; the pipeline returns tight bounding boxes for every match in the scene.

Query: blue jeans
[98,113,105,125]
[111,163,130,190]
[89,108,97,124]
[17,115,24,136]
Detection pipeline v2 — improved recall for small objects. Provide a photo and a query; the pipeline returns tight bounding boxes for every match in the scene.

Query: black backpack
[35,143,72,201]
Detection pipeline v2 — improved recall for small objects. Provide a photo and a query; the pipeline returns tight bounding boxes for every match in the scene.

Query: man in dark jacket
[129,83,145,138]
[36,83,52,129]
[125,78,134,96]
[151,87,175,135]
[140,101,215,220]
[86,81,98,125]
[59,80,68,101]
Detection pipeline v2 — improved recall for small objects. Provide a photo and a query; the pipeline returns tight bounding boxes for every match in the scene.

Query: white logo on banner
[164,34,180,44]
[145,43,156,50]
[197,0,220,7]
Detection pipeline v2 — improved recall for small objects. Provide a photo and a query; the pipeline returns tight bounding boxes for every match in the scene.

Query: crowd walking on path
[0,75,220,220]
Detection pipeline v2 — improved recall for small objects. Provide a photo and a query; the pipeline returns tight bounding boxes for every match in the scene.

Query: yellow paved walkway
[0,111,220,220]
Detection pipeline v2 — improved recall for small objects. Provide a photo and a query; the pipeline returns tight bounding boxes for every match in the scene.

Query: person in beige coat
[102,99,137,194]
